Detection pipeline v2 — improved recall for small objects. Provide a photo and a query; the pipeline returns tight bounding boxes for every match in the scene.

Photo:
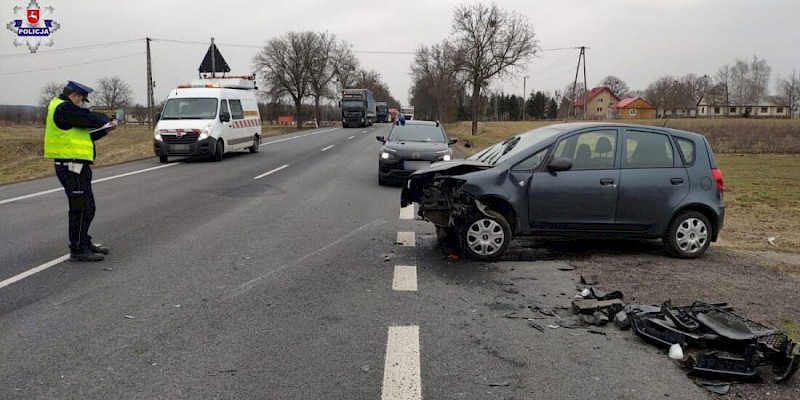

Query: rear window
[675,137,696,165]
[623,130,674,168]
[388,125,446,143]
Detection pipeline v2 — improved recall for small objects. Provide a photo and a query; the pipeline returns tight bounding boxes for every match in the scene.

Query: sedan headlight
[198,124,212,140]
[442,154,451,161]
[154,129,162,141]
[381,152,393,160]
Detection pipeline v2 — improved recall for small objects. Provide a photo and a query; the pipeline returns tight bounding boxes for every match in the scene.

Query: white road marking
[311,128,338,135]
[361,130,367,133]
[399,204,415,220]
[253,164,289,180]
[348,135,355,140]
[392,265,418,292]
[396,231,415,247]
[0,254,70,289]
[321,145,335,152]
[0,163,179,206]
[382,326,422,400]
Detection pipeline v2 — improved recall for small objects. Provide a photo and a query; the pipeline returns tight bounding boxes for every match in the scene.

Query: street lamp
[522,76,529,120]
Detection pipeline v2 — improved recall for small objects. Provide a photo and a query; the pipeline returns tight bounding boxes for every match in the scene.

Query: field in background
[0,124,303,185]
[445,119,800,253]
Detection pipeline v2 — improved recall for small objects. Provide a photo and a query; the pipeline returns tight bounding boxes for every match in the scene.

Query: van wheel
[249,136,260,153]
[459,210,512,261]
[664,211,712,259]
[159,155,168,163]
[213,140,224,162]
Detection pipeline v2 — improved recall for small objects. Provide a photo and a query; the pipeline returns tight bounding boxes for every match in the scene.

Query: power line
[0,52,145,76]
[0,39,143,58]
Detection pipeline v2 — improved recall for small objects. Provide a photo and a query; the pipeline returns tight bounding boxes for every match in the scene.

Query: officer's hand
[107,120,119,131]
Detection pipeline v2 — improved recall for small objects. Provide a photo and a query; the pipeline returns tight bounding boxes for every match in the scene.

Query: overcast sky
[2,0,800,107]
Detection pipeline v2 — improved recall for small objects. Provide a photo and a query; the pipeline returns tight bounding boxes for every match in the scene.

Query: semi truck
[340,89,376,128]
[376,101,389,123]
[400,107,415,120]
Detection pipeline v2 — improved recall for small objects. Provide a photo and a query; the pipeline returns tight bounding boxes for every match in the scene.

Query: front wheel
[459,210,512,261]
[249,135,260,153]
[663,211,712,258]
[159,155,168,163]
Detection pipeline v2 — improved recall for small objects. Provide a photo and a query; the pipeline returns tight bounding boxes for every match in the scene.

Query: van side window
[220,100,229,117]
[229,100,244,120]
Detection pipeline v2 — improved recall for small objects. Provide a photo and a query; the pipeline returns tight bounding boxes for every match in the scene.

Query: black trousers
[55,163,95,253]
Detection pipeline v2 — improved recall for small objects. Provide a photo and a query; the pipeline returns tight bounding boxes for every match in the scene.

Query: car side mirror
[376,136,386,143]
[220,112,231,122]
[449,139,458,145]
[547,157,573,172]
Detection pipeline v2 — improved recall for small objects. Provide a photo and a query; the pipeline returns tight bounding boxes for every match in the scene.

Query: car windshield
[161,98,218,120]
[468,127,563,166]
[342,100,363,108]
[388,124,446,143]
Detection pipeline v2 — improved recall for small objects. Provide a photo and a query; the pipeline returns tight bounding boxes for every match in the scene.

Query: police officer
[44,81,117,261]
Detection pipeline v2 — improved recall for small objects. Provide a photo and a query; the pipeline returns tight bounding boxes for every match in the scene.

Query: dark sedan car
[377,120,456,185]
[401,122,725,260]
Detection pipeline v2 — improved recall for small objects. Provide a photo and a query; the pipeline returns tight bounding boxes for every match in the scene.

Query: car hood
[400,160,492,207]
[384,141,449,152]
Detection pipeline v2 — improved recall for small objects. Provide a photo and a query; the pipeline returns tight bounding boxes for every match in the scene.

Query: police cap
[65,80,94,101]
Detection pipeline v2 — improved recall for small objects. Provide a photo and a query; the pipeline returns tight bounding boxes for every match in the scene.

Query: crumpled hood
[400,160,492,207]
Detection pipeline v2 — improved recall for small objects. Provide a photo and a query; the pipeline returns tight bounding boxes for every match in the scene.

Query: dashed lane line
[399,204,415,220]
[381,326,422,400]
[348,135,355,140]
[396,231,415,247]
[321,145,335,152]
[392,265,418,292]
[253,164,289,180]
[0,254,70,290]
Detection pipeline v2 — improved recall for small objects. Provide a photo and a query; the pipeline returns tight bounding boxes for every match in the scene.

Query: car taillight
[712,168,724,192]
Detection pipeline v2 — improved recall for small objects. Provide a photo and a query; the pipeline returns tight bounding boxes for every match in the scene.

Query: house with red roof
[612,97,656,119]
[572,86,619,120]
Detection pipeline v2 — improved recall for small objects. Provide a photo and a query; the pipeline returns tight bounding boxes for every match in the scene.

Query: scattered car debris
[767,237,777,246]
[528,321,545,332]
[485,381,511,387]
[580,274,599,285]
[360,365,371,373]
[557,266,575,272]
[124,315,135,319]
[694,379,731,395]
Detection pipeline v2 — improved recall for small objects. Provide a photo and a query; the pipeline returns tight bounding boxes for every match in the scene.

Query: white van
[153,76,262,162]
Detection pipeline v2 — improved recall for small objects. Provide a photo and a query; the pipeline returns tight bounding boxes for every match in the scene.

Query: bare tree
[307,32,343,123]
[410,40,464,121]
[38,81,64,107]
[333,48,359,93]
[253,31,318,130]
[777,69,800,118]
[729,60,750,106]
[559,82,585,118]
[598,75,630,98]
[682,73,711,107]
[353,69,400,108]
[715,65,732,115]
[748,56,771,104]
[645,76,682,117]
[452,2,539,135]
[130,104,149,125]
[95,76,133,110]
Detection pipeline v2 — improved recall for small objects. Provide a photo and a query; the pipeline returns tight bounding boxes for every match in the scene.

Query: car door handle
[600,178,615,186]
[670,178,684,185]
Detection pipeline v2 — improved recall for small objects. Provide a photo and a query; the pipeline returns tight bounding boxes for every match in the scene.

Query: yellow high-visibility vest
[43,97,94,161]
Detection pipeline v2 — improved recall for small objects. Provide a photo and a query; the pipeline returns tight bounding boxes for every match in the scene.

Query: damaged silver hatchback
[401,122,725,260]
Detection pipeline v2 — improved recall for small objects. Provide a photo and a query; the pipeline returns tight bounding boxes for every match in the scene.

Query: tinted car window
[388,125,446,142]
[675,137,695,165]
[624,130,674,168]
[553,130,617,170]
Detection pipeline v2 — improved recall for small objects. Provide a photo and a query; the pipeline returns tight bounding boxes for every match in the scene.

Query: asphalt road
[0,125,710,399]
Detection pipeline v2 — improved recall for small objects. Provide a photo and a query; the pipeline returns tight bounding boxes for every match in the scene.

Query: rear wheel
[212,140,224,162]
[378,172,388,186]
[459,210,512,261]
[249,135,260,153]
[664,211,712,258]
[159,155,168,163]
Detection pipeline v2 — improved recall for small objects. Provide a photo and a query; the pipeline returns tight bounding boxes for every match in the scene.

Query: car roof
[539,122,706,141]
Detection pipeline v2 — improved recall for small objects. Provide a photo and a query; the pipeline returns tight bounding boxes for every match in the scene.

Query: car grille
[163,133,199,144]
[344,111,362,117]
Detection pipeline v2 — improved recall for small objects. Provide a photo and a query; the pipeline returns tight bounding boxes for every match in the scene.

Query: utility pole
[146,37,154,130]
[522,76,528,120]
[569,46,589,120]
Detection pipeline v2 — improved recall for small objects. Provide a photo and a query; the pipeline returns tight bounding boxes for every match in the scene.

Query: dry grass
[0,124,302,185]
[442,120,800,254]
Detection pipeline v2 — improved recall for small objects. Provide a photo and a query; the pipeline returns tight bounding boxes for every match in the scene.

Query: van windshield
[161,98,218,120]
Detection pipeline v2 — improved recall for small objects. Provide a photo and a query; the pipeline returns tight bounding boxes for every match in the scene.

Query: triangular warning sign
[198,43,231,74]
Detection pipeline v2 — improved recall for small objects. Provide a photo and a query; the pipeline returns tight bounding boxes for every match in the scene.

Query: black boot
[88,243,110,254]
[70,250,104,262]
